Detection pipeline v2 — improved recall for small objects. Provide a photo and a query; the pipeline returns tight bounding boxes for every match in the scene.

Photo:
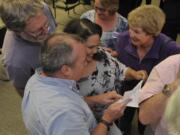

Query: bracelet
[99,118,113,131]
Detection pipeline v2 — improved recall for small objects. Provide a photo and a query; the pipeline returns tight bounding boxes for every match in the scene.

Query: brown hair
[98,0,119,11]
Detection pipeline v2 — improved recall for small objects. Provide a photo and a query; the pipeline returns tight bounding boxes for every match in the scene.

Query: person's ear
[61,65,72,77]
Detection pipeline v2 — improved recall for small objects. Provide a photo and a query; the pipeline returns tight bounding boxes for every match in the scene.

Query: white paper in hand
[123,80,143,108]
[116,97,132,105]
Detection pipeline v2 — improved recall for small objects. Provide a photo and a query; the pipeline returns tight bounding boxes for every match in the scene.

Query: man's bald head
[41,33,84,74]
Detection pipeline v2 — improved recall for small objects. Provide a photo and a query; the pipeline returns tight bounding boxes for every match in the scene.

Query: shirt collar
[35,69,79,93]
[124,37,160,60]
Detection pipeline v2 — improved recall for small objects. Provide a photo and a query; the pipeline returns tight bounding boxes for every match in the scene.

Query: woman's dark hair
[63,18,102,41]
[64,18,104,61]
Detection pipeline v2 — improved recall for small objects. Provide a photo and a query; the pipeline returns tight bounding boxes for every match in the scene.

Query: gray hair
[0,0,43,32]
[41,33,83,74]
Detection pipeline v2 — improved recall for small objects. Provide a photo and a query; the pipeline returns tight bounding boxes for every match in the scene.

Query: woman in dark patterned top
[63,18,147,120]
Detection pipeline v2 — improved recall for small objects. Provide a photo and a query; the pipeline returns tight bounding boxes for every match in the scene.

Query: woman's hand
[125,68,148,80]
[134,70,148,80]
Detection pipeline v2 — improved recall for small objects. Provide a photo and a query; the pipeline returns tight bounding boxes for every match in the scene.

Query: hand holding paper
[116,80,143,108]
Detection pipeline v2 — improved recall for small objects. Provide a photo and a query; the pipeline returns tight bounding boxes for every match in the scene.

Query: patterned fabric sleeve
[116,14,128,32]
[80,10,95,22]
[98,47,127,81]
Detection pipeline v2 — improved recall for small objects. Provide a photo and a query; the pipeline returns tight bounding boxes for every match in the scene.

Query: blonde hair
[128,5,165,36]
[0,0,43,32]
[165,86,180,135]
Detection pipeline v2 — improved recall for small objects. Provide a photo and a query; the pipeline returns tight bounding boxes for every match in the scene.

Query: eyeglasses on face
[24,20,50,38]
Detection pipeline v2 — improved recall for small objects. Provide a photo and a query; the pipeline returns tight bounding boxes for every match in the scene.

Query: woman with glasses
[64,18,147,121]
[81,0,128,56]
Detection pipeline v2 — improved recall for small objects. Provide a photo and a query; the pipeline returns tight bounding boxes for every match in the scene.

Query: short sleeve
[104,49,127,81]
[139,67,164,103]
[115,59,127,81]
[116,14,128,32]
[80,10,95,22]
[139,55,180,103]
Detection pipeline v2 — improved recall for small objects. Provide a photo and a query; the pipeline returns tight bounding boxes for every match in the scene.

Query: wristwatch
[99,118,113,130]
[162,84,172,97]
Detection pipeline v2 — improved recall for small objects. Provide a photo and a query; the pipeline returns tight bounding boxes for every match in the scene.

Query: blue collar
[35,69,79,93]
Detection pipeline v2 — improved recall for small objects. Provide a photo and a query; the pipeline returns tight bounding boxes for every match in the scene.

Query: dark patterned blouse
[78,47,127,120]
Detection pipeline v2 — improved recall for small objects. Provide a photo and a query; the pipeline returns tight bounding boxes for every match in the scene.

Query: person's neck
[40,71,67,80]
[82,60,97,78]
[96,13,117,31]
[136,38,154,60]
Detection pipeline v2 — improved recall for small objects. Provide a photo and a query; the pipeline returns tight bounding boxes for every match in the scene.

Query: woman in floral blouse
[63,18,147,121]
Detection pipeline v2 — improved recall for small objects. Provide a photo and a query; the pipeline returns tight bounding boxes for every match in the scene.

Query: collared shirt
[81,10,128,50]
[2,2,57,91]
[22,70,97,135]
[116,31,180,93]
[139,54,180,135]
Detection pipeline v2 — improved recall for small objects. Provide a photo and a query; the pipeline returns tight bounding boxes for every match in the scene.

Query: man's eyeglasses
[94,6,116,15]
[24,21,50,38]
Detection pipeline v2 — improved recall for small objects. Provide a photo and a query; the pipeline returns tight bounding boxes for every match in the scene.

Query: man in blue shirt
[22,33,128,135]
